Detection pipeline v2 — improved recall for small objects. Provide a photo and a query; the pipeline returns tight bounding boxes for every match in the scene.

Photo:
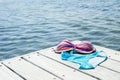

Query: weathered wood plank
[100,59,120,73]
[94,45,120,61]
[3,57,62,80]
[38,47,120,80]
[0,63,23,80]
[23,52,97,80]
[82,66,120,80]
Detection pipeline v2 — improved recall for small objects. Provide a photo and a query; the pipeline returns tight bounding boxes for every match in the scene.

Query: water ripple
[0,0,120,61]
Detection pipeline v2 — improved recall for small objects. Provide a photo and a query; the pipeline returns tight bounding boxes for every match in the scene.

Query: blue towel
[61,50,107,69]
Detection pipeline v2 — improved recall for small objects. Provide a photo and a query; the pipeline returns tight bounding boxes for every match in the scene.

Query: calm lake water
[0,0,120,61]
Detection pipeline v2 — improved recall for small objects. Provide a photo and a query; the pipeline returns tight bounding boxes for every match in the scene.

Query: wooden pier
[0,41,120,80]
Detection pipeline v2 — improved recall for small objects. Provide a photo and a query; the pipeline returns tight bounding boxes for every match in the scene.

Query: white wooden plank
[82,66,120,80]
[0,63,23,80]
[94,45,120,61]
[23,53,97,80]
[3,57,61,80]
[100,59,120,73]
[38,47,120,80]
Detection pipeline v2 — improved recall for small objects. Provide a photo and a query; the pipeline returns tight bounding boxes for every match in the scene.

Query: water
[0,0,120,61]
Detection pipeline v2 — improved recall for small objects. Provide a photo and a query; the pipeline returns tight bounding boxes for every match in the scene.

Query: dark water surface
[0,0,120,61]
